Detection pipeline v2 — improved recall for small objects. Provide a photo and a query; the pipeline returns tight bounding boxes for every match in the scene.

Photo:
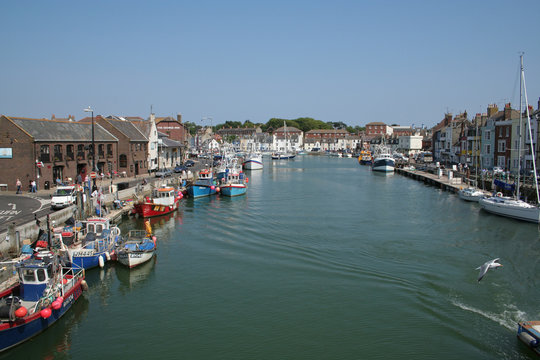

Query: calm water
[4,155,540,359]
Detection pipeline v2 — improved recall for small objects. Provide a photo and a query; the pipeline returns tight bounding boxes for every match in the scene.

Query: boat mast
[516,54,523,200]
[521,54,540,203]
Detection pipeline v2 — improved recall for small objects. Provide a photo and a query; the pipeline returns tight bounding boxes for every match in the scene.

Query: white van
[51,185,77,209]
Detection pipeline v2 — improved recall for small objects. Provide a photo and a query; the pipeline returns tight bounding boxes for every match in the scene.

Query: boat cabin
[17,256,56,301]
[152,187,176,206]
[199,170,213,180]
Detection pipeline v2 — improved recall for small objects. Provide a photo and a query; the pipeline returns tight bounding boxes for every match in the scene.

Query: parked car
[174,164,187,173]
[51,185,77,209]
[155,168,173,177]
[184,160,195,167]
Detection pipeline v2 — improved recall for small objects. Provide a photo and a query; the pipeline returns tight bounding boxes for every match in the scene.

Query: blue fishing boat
[187,169,218,198]
[517,321,540,355]
[0,251,86,352]
[219,169,247,197]
[57,218,121,270]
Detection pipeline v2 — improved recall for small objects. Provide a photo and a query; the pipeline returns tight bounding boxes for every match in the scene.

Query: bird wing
[478,263,489,282]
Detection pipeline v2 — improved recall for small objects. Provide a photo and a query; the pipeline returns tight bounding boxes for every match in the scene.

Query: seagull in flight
[476,258,503,282]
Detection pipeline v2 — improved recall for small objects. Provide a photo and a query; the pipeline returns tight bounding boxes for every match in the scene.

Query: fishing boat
[372,143,395,172]
[132,186,183,218]
[57,217,121,270]
[272,121,296,160]
[479,55,540,223]
[219,169,247,197]
[0,251,86,352]
[358,150,372,165]
[116,221,156,268]
[517,321,540,355]
[242,152,263,170]
[186,169,218,198]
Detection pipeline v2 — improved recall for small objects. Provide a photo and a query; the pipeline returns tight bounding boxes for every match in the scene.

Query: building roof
[102,117,148,142]
[161,137,183,148]
[7,116,118,142]
[366,122,387,126]
[305,129,348,134]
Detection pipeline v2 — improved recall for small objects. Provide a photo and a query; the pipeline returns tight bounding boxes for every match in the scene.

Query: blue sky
[1,0,539,128]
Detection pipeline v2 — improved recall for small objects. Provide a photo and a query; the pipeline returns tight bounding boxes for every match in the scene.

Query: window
[119,154,127,168]
[53,145,63,161]
[22,269,35,282]
[485,144,491,154]
[37,269,46,282]
[98,144,104,157]
[40,145,50,162]
[497,140,506,152]
[107,144,113,156]
[66,145,74,160]
[77,144,85,160]
[497,156,505,167]
[506,127,509,137]
[485,130,491,140]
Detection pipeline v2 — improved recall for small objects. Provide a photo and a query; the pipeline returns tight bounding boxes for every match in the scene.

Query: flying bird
[476,258,503,282]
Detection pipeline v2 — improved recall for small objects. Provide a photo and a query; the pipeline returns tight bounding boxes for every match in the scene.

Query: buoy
[246,177,249,183]
[518,331,539,347]
[81,280,89,291]
[216,187,220,193]
[40,308,52,319]
[52,300,61,310]
[62,278,68,285]
[98,255,105,268]
[15,306,27,318]
[56,296,64,304]
[105,251,111,261]
[211,185,215,190]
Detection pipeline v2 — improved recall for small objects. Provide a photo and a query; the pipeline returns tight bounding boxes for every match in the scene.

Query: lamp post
[84,106,97,191]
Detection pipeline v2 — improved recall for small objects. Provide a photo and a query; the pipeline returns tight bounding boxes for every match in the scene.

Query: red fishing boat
[132,187,183,218]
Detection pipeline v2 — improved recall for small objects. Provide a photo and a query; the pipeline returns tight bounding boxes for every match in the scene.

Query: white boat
[479,55,540,223]
[372,144,395,172]
[243,152,263,170]
[458,187,485,202]
[272,121,296,160]
[116,222,156,268]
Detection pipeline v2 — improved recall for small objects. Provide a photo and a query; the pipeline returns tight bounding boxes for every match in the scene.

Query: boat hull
[187,185,217,198]
[0,278,84,352]
[517,321,540,355]
[458,188,484,202]
[372,158,395,172]
[133,200,179,218]
[220,185,247,197]
[271,154,295,160]
[117,251,154,268]
[479,197,540,223]
[242,159,263,170]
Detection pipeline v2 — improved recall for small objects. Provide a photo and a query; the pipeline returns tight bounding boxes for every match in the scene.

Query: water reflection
[115,257,157,293]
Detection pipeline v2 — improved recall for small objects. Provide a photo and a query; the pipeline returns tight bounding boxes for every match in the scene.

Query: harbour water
[4,155,540,359]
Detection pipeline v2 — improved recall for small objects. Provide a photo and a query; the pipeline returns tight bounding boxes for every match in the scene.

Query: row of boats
[358,145,397,173]
[0,217,157,352]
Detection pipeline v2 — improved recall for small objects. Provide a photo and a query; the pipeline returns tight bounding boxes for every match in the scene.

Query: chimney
[504,103,512,120]
[487,104,498,117]
[51,114,55,120]
[177,113,182,123]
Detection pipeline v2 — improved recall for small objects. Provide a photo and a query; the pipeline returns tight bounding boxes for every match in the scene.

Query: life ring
[496,192,503,197]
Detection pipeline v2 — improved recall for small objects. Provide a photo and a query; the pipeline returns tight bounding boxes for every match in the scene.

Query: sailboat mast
[521,54,540,203]
[516,54,523,199]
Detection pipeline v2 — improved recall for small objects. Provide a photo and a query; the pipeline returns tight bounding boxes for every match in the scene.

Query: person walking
[31,180,37,193]
[16,179,22,194]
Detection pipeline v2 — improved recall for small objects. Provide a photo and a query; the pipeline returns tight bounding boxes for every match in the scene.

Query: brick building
[156,114,188,144]
[365,122,393,136]
[80,116,148,177]
[0,116,118,191]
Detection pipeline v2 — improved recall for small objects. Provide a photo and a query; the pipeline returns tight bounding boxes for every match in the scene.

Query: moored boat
[517,321,540,355]
[133,186,183,218]
[187,169,218,198]
[57,218,121,270]
[358,150,372,165]
[458,187,485,202]
[479,195,540,223]
[116,221,156,268]
[242,152,263,170]
[0,251,86,352]
[219,169,247,197]
[372,144,395,172]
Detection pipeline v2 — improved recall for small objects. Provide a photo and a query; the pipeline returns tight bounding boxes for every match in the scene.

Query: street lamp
[84,106,96,191]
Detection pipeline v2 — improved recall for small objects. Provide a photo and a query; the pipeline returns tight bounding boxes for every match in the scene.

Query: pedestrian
[31,180,37,193]
[16,178,22,194]
[76,173,82,185]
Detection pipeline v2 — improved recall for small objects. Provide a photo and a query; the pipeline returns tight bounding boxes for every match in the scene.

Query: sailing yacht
[479,54,540,223]
[272,121,296,159]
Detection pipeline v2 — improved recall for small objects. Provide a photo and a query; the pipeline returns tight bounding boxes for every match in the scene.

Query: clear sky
[1,0,539,128]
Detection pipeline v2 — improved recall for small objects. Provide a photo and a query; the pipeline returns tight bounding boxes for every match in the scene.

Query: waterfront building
[81,116,148,177]
[0,115,118,191]
[272,125,303,153]
[157,132,183,169]
[398,133,423,157]
[493,104,516,170]
[155,114,189,144]
[481,105,498,170]
[365,122,393,136]
[304,129,348,152]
